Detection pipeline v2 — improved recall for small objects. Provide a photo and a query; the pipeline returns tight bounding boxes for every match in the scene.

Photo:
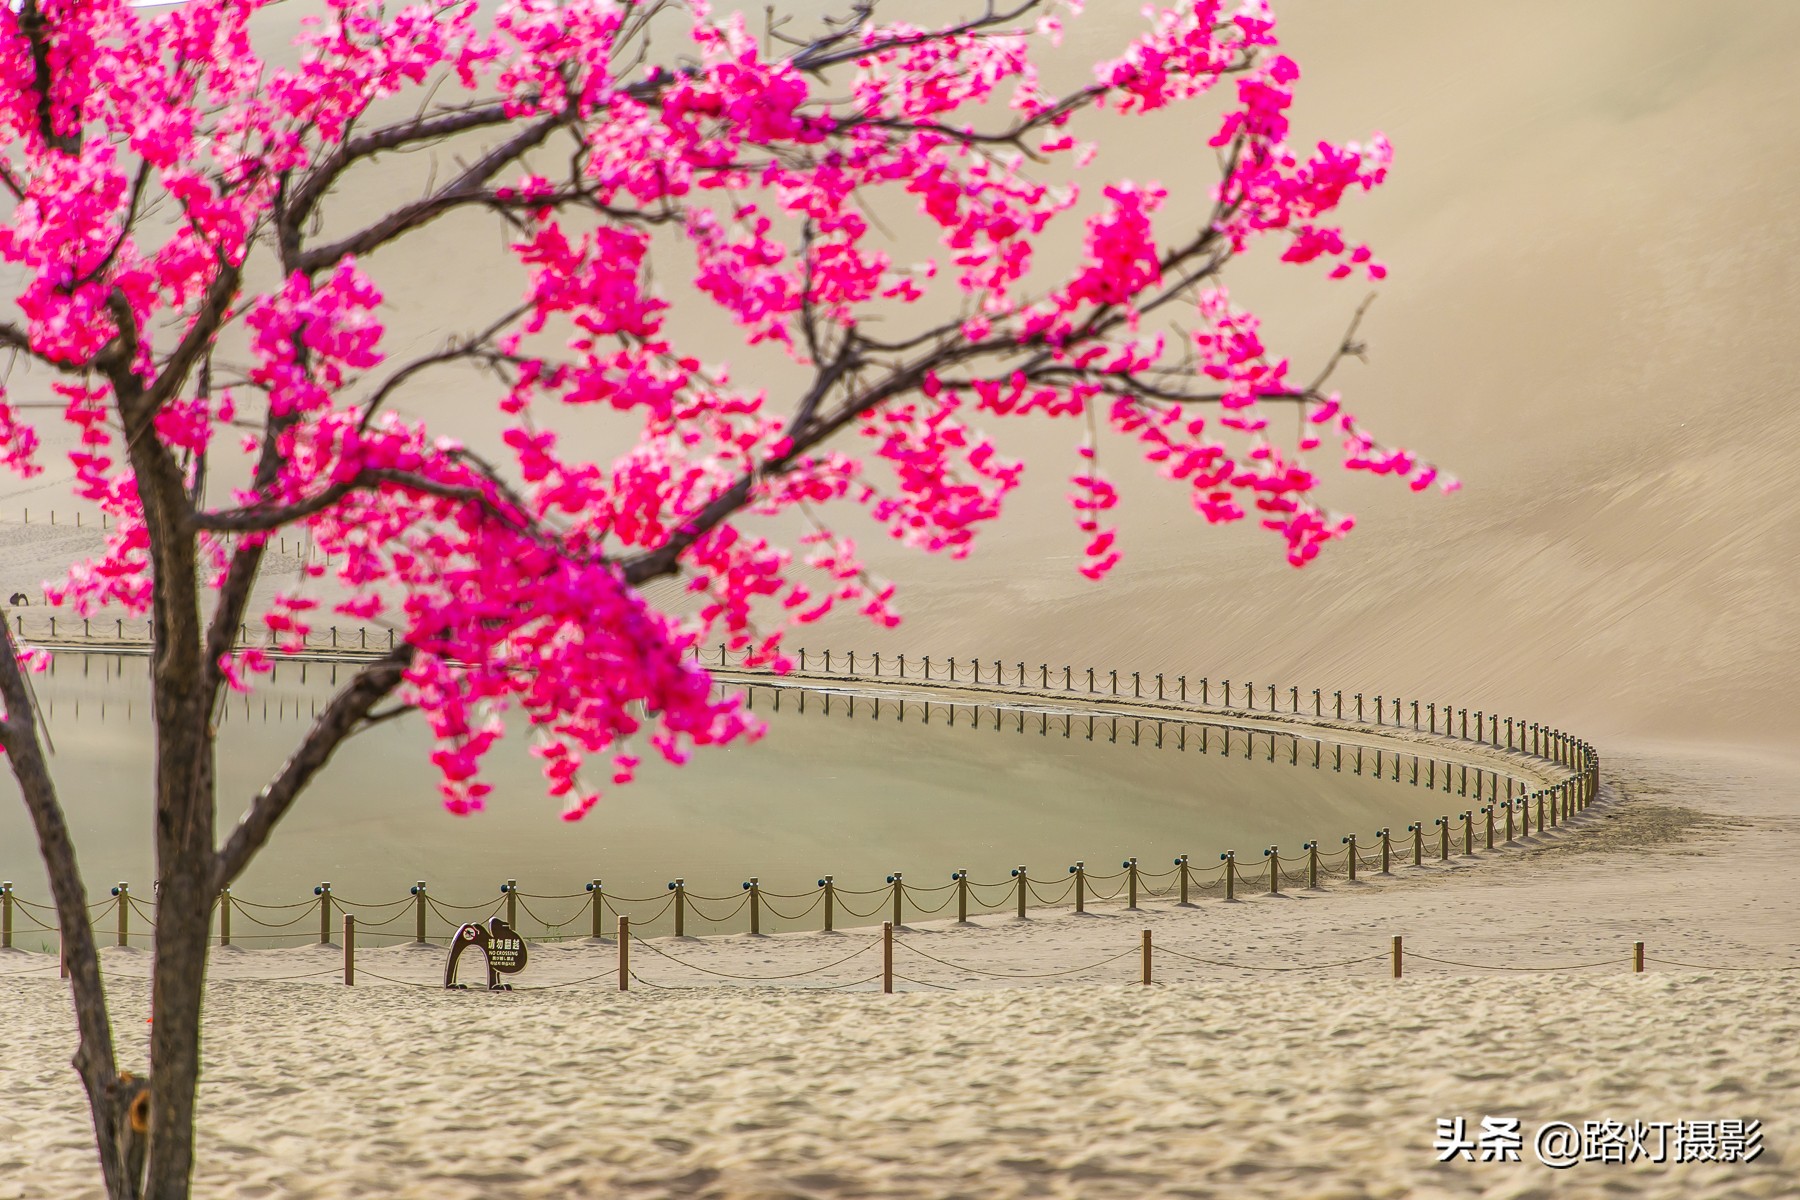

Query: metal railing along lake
[2,639,1598,965]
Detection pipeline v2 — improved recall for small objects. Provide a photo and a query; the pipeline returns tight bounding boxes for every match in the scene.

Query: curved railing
[2,639,1600,960]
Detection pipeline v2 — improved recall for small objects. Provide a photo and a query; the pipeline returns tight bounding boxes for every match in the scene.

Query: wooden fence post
[1221,851,1235,901]
[1142,929,1153,985]
[343,915,355,986]
[1,882,11,950]
[671,879,686,937]
[887,872,903,928]
[410,882,426,944]
[1125,857,1139,908]
[1379,828,1392,874]
[586,880,604,939]
[1175,855,1190,905]
[1342,836,1357,883]
[1264,847,1279,895]
[1013,866,1028,919]
[1304,842,1319,889]
[882,921,894,993]
[745,877,761,935]
[219,887,231,947]
[502,879,517,929]
[1634,941,1645,973]
[314,882,331,945]
[617,916,629,990]
[1071,862,1086,914]
[953,872,966,923]
[111,883,129,947]
[1392,935,1403,979]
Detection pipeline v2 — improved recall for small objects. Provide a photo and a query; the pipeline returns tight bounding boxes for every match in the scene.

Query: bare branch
[284,101,516,237]
[192,468,498,533]
[0,611,128,1197]
[214,645,415,890]
[295,112,571,275]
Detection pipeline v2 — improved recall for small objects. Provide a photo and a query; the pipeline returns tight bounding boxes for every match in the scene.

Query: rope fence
[0,790,1599,956]
[2,656,1601,986]
[7,926,1793,992]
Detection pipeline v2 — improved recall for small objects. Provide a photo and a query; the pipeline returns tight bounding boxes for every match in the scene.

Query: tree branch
[294,112,571,276]
[0,612,128,1199]
[283,99,517,238]
[192,468,497,533]
[214,645,415,890]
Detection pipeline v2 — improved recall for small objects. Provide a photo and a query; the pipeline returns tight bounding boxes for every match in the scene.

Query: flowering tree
[0,0,1446,1194]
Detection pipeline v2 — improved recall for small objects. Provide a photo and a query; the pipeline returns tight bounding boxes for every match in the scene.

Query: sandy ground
[3,738,1796,1198]
[1,0,1797,1196]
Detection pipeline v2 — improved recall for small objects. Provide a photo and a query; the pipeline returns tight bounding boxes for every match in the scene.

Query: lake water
[1,653,1518,945]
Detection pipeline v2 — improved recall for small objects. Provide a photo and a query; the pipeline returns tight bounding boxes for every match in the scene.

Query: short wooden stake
[1634,941,1645,973]
[1141,929,1153,985]
[503,879,518,928]
[746,877,761,935]
[1304,842,1319,889]
[1379,828,1392,874]
[618,916,629,991]
[889,872,903,928]
[1222,851,1236,900]
[1342,836,1357,883]
[1126,858,1139,908]
[672,879,686,937]
[952,872,965,923]
[1014,866,1028,918]
[1176,855,1190,904]
[1409,823,1423,866]
[343,915,355,986]
[822,876,836,931]
[1392,935,1403,979]
[882,921,894,993]
[1072,862,1086,913]
[1264,847,1279,895]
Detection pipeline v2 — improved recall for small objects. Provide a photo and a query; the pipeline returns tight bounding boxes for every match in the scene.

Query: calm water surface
[0,654,1513,943]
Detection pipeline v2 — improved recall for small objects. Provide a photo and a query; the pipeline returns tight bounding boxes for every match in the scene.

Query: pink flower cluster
[0,0,1451,816]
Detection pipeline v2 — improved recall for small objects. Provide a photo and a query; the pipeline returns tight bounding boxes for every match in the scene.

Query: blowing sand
[4,739,1798,1198]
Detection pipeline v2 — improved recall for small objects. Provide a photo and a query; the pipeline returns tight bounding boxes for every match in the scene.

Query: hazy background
[4,0,1796,756]
[805,0,1800,751]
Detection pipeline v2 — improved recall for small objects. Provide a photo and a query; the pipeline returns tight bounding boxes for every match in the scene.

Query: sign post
[443,917,529,990]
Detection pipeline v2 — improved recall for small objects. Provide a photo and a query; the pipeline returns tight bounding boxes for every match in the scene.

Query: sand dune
[1,2,1797,1196]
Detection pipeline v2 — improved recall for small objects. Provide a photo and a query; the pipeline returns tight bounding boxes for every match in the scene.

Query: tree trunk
[144,858,212,1200]
[143,678,217,1199]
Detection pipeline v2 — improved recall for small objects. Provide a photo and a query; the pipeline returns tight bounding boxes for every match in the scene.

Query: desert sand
[3,0,1799,1196]
[3,737,1799,1197]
